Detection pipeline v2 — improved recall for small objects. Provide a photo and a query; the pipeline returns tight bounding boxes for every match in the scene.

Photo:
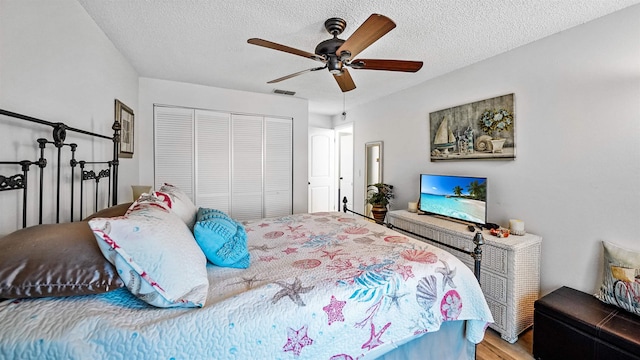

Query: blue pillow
[193,208,250,269]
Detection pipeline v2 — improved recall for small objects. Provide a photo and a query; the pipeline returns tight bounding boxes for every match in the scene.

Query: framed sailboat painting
[429,93,515,161]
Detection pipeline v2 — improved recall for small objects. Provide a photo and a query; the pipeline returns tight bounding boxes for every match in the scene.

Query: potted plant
[366,183,394,223]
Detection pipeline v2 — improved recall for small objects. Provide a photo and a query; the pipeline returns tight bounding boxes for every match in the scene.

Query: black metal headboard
[0,109,120,229]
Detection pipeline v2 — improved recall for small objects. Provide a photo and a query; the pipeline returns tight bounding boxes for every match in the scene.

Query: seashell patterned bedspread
[0,212,493,359]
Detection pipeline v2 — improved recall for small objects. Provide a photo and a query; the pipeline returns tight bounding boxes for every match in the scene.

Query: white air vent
[273,89,296,96]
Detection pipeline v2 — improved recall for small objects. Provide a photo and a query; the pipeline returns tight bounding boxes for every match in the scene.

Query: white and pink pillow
[89,196,208,308]
[152,183,198,230]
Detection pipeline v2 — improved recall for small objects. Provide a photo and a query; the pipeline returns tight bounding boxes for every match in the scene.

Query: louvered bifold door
[154,106,195,200]
[264,117,293,217]
[195,110,231,212]
[231,114,263,220]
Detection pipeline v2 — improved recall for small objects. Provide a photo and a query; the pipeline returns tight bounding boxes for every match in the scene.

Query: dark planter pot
[370,205,388,224]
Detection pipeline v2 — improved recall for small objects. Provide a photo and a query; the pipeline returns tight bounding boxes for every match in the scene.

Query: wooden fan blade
[267,66,326,84]
[333,68,356,92]
[335,14,396,60]
[248,38,325,62]
[349,59,423,72]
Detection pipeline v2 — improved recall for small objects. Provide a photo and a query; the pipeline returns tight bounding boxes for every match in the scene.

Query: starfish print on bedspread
[361,322,391,351]
[229,274,264,290]
[272,277,315,306]
[395,264,414,281]
[285,224,303,233]
[369,230,387,239]
[321,249,344,260]
[283,325,314,356]
[323,295,347,325]
[385,290,408,309]
[435,259,456,291]
[249,244,276,252]
[288,232,309,243]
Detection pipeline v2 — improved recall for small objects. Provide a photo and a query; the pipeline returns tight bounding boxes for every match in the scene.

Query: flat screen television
[419,174,487,226]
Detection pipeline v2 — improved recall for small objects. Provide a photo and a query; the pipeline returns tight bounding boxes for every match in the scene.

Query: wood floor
[477,327,534,360]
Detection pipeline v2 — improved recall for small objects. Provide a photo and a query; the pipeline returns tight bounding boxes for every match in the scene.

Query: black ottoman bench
[533,286,640,360]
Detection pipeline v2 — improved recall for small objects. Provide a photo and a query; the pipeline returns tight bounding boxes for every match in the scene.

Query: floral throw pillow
[89,197,208,308]
[595,241,640,316]
[193,208,250,269]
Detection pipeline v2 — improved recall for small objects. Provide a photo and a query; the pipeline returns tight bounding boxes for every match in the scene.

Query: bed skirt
[372,320,475,360]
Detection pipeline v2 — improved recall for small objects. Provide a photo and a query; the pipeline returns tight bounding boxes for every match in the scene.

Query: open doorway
[335,123,353,211]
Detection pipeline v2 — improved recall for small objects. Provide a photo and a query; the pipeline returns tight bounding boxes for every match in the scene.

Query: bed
[0,109,493,359]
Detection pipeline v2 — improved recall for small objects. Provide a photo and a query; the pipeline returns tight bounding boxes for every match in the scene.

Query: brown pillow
[82,202,133,221]
[0,221,124,299]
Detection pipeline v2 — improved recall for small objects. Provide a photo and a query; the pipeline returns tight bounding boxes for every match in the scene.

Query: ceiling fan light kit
[247,14,423,92]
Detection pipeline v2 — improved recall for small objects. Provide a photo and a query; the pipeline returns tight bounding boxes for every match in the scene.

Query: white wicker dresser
[387,210,542,343]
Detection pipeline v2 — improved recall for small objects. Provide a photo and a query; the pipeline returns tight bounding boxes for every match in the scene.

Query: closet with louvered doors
[154,105,292,221]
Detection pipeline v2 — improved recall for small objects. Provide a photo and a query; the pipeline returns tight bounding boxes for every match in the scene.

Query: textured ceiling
[78,0,639,115]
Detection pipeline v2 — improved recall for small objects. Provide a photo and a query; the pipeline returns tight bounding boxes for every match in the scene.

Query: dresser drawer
[487,299,507,332]
[484,245,508,275]
[480,271,508,303]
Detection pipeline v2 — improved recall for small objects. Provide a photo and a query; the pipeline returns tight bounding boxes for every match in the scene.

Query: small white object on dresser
[387,210,542,343]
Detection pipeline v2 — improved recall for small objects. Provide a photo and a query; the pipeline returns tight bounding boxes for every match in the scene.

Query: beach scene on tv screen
[420,175,487,224]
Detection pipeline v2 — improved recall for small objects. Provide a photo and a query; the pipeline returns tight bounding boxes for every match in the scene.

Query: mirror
[365,141,383,215]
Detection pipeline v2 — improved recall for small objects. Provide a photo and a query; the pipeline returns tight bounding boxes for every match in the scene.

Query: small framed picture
[115,99,134,158]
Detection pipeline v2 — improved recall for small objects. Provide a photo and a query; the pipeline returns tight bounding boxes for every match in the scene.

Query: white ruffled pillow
[89,197,208,308]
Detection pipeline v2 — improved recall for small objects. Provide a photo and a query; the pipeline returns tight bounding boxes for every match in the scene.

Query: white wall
[309,113,333,128]
[138,78,309,214]
[0,0,139,234]
[343,5,640,295]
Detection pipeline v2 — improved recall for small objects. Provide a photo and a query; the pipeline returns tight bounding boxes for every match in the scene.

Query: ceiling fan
[247,14,423,92]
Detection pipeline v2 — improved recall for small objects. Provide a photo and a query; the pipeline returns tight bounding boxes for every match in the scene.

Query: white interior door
[338,132,353,211]
[308,127,334,213]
